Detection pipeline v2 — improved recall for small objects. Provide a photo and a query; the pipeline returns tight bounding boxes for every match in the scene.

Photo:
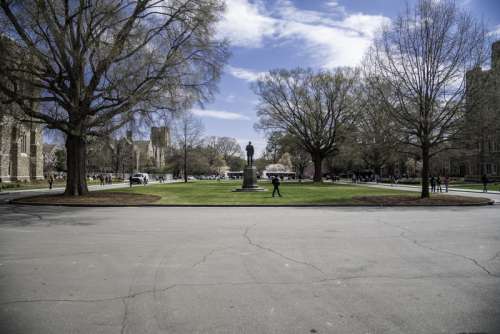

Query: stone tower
[150,127,170,168]
[0,115,44,182]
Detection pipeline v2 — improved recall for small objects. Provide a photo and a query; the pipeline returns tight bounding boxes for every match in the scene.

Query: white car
[131,173,149,184]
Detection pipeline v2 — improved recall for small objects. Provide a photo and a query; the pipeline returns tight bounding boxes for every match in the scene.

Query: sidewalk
[339,180,500,204]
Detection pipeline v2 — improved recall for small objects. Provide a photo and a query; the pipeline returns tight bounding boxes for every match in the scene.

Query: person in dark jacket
[482,174,488,193]
[272,176,282,198]
[430,175,436,193]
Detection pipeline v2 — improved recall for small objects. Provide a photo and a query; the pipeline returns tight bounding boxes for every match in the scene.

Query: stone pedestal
[233,165,266,192]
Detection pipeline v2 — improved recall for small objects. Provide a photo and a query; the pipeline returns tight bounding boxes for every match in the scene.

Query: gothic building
[0,115,44,182]
[462,40,500,179]
[87,126,171,173]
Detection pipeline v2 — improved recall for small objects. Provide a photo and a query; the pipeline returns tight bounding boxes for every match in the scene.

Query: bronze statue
[246,141,254,166]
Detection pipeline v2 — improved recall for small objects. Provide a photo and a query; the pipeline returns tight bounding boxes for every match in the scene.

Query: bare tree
[0,0,228,195]
[254,68,359,182]
[366,0,487,197]
[263,131,284,163]
[277,134,310,180]
[175,112,203,183]
[205,136,242,165]
[357,80,399,175]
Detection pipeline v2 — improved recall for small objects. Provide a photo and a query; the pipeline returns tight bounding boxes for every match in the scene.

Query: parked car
[131,173,149,184]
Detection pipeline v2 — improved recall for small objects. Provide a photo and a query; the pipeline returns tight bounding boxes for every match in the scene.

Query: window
[20,133,27,153]
[493,164,498,176]
[486,163,492,174]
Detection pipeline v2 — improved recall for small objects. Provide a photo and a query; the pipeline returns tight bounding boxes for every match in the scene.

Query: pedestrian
[481,174,488,193]
[129,175,133,188]
[430,175,436,193]
[352,173,356,184]
[48,174,54,189]
[444,175,449,193]
[272,176,282,198]
[99,174,104,186]
[436,176,442,193]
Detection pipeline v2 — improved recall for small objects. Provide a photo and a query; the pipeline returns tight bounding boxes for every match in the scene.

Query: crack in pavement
[3,271,497,307]
[191,247,229,268]
[120,298,129,334]
[487,250,500,262]
[379,220,500,278]
[0,251,100,262]
[399,231,500,278]
[243,224,327,276]
[0,284,177,307]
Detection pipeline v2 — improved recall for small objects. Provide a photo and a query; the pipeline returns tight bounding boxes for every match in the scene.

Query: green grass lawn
[108,180,414,205]
[450,183,500,191]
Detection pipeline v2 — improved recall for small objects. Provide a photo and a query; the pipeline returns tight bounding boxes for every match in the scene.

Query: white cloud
[216,0,276,48]
[216,0,390,69]
[488,24,500,37]
[191,108,250,120]
[226,65,266,82]
[325,0,346,15]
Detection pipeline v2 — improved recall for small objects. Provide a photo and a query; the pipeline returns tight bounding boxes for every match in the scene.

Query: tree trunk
[420,145,430,198]
[65,135,89,196]
[184,145,188,183]
[312,152,323,182]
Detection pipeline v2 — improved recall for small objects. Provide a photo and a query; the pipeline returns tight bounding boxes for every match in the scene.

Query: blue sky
[192,0,500,155]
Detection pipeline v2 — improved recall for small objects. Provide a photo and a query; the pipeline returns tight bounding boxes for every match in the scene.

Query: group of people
[97,174,113,186]
[429,175,449,193]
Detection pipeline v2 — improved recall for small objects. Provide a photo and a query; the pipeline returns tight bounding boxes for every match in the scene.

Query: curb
[8,199,494,208]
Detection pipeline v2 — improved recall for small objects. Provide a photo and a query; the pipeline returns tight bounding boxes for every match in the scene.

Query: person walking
[436,176,442,193]
[444,175,449,193]
[48,175,54,190]
[129,175,133,188]
[482,174,488,193]
[272,176,282,198]
[430,175,436,193]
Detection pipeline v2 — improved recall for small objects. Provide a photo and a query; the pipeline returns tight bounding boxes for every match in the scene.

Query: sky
[191,0,500,155]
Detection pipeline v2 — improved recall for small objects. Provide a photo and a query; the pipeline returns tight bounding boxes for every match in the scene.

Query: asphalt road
[0,204,499,334]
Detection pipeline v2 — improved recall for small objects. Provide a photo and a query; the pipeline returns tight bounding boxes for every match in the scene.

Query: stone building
[0,115,44,182]
[461,40,500,179]
[87,126,171,173]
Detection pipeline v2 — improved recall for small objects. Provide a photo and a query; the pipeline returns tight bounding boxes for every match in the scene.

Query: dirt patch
[353,195,492,206]
[12,192,161,206]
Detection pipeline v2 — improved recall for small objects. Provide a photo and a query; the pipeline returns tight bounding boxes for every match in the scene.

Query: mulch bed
[12,192,161,206]
[352,195,492,206]
[11,193,492,207]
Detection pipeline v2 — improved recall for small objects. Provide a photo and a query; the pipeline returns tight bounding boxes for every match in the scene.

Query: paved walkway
[0,205,499,333]
[340,181,500,204]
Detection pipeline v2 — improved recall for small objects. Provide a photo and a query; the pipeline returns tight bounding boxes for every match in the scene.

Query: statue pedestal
[233,165,266,192]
